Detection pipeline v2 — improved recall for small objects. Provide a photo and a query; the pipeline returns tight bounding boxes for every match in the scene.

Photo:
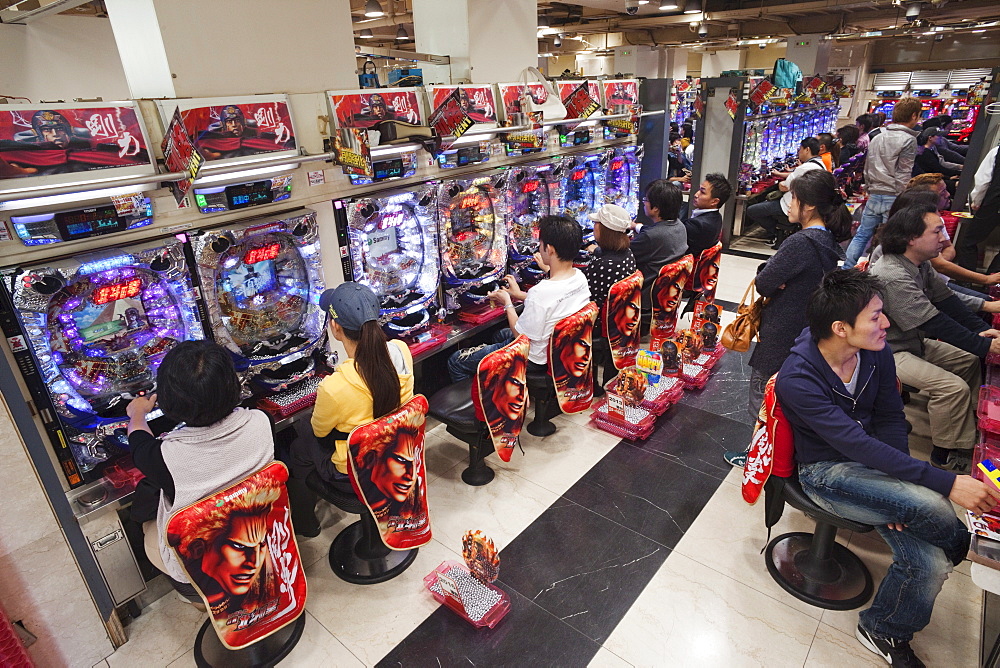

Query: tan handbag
[721,280,767,353]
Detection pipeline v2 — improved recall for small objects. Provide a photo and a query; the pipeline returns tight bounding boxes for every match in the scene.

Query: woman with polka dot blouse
[583,204,638,334]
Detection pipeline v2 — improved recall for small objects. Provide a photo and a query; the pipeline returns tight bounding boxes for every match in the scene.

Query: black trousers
[955,210,1000,272]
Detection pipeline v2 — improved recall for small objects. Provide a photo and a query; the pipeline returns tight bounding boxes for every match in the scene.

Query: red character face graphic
[611,284,642,342]
[559,319,593,379]
[200,512,269,597]
[370,429,418,504]
[492,356,527,423]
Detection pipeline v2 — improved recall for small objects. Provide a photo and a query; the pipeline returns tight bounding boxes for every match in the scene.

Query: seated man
[869,203,1000,472]
[631,179,688,303]
[447,214,591,381]
[776,269,998,668]
[744,137,826,247]
[683,172,733,260]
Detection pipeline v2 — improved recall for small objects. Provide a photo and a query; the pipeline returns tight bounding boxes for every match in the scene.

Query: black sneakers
[855,624,926,667]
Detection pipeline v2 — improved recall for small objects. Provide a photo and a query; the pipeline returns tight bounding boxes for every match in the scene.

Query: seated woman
[127,340,274,607]
[582,203,638,335]
[288,282,413,533]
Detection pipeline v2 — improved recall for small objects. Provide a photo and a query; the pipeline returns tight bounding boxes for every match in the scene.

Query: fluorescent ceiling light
[193,163,298,186]
[364,0,384,18]
[0,183,156,211]
[359,28,374,38]
[683,0,701,14]
[659,1,679,8]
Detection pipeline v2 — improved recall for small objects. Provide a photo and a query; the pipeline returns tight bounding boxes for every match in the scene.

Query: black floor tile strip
[377,398,752,665]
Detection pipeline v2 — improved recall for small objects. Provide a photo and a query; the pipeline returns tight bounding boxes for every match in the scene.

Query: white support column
[104,0,175,99]
[413,0,470,82]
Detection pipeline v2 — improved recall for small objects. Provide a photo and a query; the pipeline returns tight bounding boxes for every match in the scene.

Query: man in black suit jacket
[683,173,733,259]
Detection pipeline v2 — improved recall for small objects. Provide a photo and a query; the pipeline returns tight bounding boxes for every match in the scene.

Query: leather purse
[721,280,767,353]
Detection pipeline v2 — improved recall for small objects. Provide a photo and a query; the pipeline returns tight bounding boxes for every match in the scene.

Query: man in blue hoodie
[775,270,999,668]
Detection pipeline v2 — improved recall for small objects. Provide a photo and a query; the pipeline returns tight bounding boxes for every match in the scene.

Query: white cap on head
[588,203,632,233]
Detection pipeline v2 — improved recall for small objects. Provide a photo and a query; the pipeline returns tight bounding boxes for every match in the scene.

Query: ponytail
[342,321,402,419]
[790,169,852,242]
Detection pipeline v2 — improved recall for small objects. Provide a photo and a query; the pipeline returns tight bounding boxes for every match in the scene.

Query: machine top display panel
[156,94,299,170]
[0,101,156,195]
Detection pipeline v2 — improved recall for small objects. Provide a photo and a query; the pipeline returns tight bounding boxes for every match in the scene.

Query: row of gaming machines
[0,144,641,492]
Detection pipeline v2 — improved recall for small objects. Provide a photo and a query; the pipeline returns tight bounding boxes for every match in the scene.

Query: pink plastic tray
[604,375,683,416]
[591,399,657,440]
[693,346,726,370]
[978,385,1000,435]
[681,363,711,390]
[423,561,510,629]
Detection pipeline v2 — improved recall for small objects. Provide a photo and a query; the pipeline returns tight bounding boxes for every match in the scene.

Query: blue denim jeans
[798,460,969,642]
[844,193,896,269]
[447,328,515,382]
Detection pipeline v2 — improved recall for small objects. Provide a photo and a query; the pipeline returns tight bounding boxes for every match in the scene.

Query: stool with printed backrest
[742,375,874,611]
[427,335,531,486]
[165,461,307,667]
[592,271,643,395]
[306,395,432,584]
[690,241,722,304]
[525,302,599,437]
[646,254,694,352]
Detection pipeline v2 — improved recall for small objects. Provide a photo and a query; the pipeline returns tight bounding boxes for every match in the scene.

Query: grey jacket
[864,123,918,196]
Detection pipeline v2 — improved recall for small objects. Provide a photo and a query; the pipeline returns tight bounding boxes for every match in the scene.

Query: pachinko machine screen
[602,146,641,219]
[505,164,558,283]
[190,209,325,391]
[437,175,508,310]
[560,153,605,240]
[339,183,441,337]
[1,238,203,486]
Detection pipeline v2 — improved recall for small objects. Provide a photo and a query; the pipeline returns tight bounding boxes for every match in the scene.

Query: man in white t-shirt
[448,215,592,380]
[744,137,826,248]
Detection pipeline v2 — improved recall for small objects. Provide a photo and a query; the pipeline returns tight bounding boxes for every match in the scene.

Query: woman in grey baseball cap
[286,282,414,534]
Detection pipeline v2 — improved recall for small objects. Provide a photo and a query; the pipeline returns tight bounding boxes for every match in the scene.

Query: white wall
[577,55,615,76]
[467,0,537,84]
[152,0,358,97]
[0,16,130,103]
[700,50,744,78]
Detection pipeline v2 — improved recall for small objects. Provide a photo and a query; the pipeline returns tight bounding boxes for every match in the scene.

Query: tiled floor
[97,254,984,668]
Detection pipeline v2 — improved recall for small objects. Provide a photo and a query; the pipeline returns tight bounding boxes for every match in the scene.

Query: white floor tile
[602,551,819,668]
[107,594,205,668]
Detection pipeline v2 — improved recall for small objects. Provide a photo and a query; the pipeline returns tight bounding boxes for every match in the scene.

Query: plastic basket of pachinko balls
[692,345,726,370]
[978,385,1000,436]
[680,362,711,390]
[424,560,510,628]
[605,374,684,416]
[591,398,657,440]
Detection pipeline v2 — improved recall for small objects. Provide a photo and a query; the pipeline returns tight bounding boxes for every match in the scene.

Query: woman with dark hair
[836,124,861,166]
[727,170,849,466]
[126,340,274,608]
[288,282,413,533]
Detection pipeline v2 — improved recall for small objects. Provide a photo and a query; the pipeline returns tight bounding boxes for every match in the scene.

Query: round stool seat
[194,611,306,667]
[305,471,364,515]
[766,532,873,610]
[427,378,477,431]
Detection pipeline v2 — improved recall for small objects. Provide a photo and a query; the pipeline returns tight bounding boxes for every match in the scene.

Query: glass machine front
[506,164,558,285]
[437,175,508,310]
[560,153,605,243]
[191,209,325,392]
[342,183,440,337]
[601,146,641,219]
[2,239,203,485]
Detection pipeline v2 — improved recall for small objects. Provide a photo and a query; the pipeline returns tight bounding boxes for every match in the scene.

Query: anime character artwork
[183,101,296,160]
[474,335,530,462]
[0,106,151,178]
[649,255,694,351]
[347,395,432,550]
[166,462,306,650]
[550,302,599,414]
[330,89,422,129]
[605,271,643,370]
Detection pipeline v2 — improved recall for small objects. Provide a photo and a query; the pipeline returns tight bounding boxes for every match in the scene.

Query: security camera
[625,0,640,15]
[698,22,708,38]
[758,43,766,49]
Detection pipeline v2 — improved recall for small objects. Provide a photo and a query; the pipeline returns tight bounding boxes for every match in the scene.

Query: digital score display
[373,158,404,181]
[54,206,130,241]
[570,168,587,181]
[573,130,591,145]
[92,278,142,305]
[457,146,482,166]
[521,179,541,193]
[244,242,281,265]
[225,181,274,210]
[610,158,625,171]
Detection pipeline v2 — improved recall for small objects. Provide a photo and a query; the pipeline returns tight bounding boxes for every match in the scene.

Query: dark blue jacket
[775,330,955,497]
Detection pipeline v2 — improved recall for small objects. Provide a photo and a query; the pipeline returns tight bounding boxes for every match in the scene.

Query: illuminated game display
[601,146,642,219]
[190,210,326,392]
[504,163,560,284]
[1,239,204,486]
[338,183,441,337]
[437,175,509,311]
[559,153,606,242]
